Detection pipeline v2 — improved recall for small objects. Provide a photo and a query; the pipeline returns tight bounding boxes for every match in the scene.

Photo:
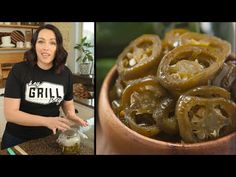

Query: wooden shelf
[0,47,29,50]
[0,52,24,79]
[2,66,13,70]
[0,24,40,29]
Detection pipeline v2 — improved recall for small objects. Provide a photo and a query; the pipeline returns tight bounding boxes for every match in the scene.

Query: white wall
[233,22,236,53]
[46,22,82,74]
[74,22,83,74]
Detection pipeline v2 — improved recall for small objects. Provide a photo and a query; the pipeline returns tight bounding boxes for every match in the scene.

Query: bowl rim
[100,65,236,148]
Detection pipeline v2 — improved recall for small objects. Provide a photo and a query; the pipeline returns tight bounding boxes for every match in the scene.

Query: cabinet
[0,24,39,51]
[0,24,40,82]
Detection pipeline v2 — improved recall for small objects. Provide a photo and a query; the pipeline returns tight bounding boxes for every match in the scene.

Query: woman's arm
[4,97,71,134]
[62,100,88,126]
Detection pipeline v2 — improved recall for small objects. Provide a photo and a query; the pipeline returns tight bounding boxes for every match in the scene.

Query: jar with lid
[57,128,81,155]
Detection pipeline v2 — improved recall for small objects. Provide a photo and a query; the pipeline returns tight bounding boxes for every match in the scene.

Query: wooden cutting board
[10,30,25,45]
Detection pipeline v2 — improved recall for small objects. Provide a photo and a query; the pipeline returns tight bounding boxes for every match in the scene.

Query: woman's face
[36,29,57,69]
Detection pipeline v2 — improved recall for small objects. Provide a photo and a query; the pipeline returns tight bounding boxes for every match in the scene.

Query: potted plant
[74,36,94,75]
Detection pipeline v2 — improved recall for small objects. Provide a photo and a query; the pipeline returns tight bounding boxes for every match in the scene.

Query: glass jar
[57,128,81,155]
[25,30,32,42]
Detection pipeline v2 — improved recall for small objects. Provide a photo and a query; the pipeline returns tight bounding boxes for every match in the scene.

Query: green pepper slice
[153,97,179,135]
[121,76,167,108]
[179,32,231,60]
[184,85,231,100]
[211,62,236,102]
[117,34,162,81]
[163,28,189,50]
[157,45,224,96]
[125,110,160,137]
[120,76,167,137]
[176,86,236,143]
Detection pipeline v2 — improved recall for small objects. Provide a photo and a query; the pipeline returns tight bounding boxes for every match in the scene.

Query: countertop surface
[0,133,94,155]
[0,117,94,155]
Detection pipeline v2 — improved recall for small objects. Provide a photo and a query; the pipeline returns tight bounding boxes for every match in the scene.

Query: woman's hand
[45,117,72,134]
[66,110,89,127]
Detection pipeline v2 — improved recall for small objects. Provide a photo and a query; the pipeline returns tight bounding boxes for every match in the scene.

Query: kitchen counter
[0,133,94,155]
[0,116,95,155]
[0,86,94,155]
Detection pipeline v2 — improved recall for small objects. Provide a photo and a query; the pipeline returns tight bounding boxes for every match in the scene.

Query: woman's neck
[37,61,53,70]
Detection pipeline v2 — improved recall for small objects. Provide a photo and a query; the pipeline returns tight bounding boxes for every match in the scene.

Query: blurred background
[96,22,236,112]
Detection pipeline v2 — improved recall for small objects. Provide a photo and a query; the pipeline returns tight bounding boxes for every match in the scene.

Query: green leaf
[81,37,87,44]
[87,54,93,61]
[74,36,94,63]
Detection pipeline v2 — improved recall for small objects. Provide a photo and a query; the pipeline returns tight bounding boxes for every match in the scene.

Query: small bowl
[99,66,236,155]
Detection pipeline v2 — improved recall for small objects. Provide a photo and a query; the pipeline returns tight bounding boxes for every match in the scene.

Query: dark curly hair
[24,24,68,74]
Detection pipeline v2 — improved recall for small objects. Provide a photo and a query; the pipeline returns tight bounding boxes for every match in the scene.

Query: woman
[1,24,88,149]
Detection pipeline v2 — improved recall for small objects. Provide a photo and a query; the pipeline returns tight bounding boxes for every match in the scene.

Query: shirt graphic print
[25,80,64,105]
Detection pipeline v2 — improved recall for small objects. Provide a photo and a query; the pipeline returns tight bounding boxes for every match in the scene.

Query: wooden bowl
[98,66,236,154]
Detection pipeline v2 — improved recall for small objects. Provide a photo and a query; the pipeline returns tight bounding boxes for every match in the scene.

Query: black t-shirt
[4,61,73,140]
